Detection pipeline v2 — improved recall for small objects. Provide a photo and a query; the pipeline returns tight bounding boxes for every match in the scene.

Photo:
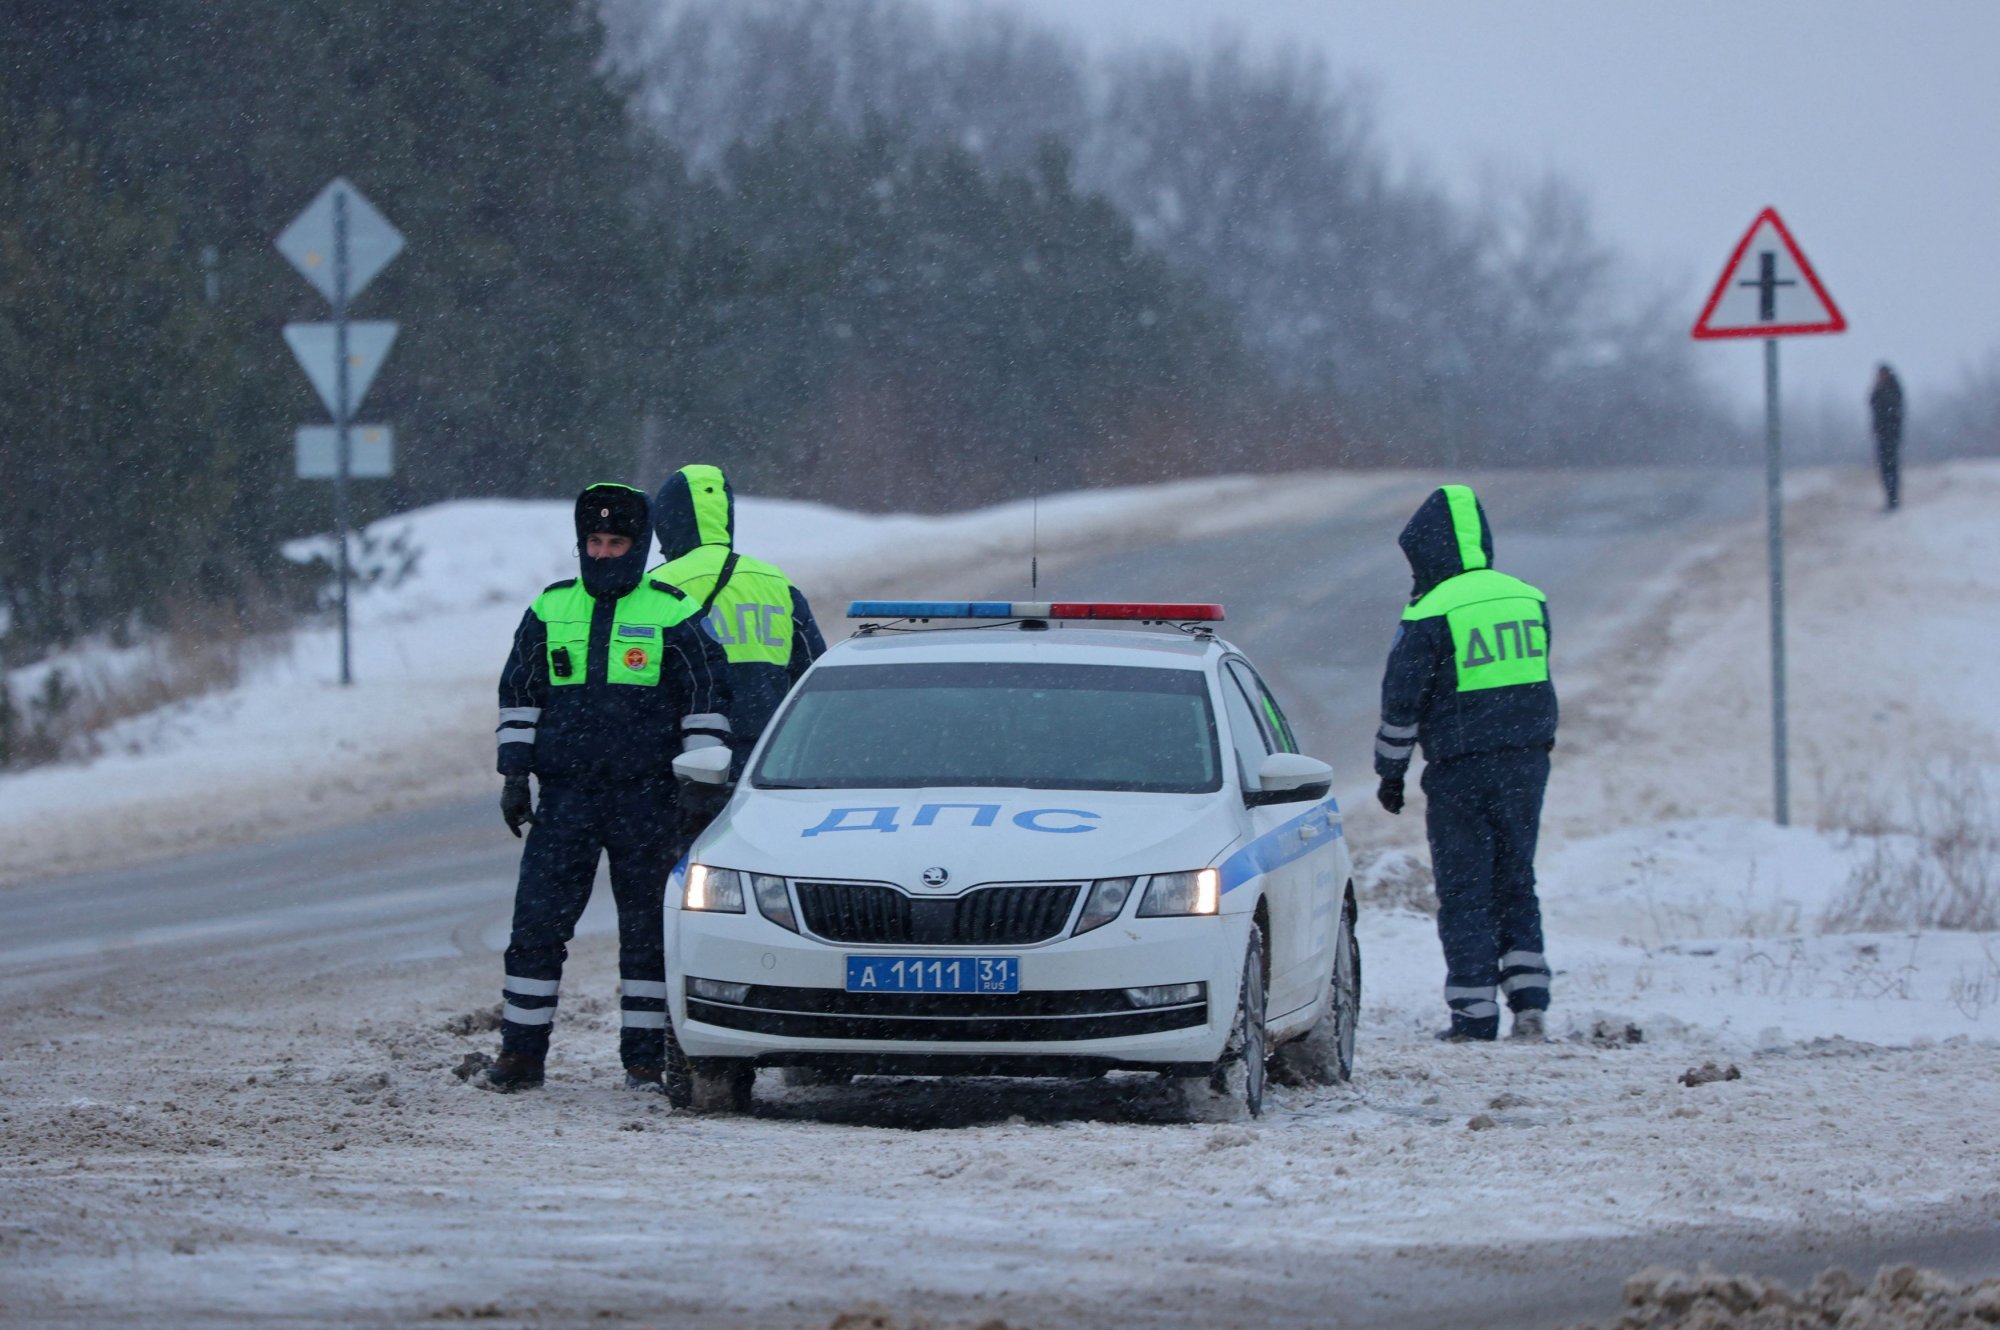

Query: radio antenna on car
[1030,450,1040,592]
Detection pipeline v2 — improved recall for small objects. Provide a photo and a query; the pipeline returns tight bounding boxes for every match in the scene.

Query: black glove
[1377,776,1405,815]
[501,775,535,838]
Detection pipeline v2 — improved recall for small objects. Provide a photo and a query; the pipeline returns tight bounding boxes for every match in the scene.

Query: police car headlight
[1074,877,1137,936]
[1136,869,1220,918]
[751,873,799,933]
[684,864,745,913]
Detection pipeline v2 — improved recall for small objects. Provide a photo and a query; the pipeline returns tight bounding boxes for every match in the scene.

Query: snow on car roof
[825,625,1225,669]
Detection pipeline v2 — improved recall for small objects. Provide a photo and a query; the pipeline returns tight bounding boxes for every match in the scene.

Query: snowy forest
[2,0,1984,663]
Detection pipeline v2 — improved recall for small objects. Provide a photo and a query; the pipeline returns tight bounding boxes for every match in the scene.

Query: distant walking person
[1373,486,1557,1043]
[1870,364,1905,511]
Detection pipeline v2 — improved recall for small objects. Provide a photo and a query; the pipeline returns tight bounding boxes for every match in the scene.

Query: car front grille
[684,982,1208,1043]
[793,882,1082,946]
[793,882,912,944]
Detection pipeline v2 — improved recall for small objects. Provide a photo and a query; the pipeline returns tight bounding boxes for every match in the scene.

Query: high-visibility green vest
[653,546,797,668]
[1403,569,1550,693]
[531,578,700,688]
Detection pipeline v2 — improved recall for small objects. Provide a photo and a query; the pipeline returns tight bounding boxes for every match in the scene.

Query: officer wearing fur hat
[483,483,731,1093]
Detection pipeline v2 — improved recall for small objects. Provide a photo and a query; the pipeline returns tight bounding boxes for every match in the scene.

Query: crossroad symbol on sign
[282,321,399,417]
[1691,208,1845,340]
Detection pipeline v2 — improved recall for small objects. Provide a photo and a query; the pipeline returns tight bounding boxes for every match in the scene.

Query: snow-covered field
[4,462,1999,1327]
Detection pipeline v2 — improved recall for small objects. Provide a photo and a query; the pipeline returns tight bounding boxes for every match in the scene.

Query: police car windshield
[753,662,1221,793]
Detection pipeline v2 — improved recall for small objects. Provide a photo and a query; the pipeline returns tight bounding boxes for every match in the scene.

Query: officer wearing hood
[483,483,732,1092]
[651,463,825,774]
[1374,485,1557,1042]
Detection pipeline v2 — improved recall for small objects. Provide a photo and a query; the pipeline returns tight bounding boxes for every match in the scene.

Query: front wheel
[687,1059,756,1114]
[665,1020,755,1113]
[1211,923,1269,1117]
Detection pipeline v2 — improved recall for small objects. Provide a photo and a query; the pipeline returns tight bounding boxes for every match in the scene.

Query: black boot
[479,1051,545,1093]
[623,1065,665,1094]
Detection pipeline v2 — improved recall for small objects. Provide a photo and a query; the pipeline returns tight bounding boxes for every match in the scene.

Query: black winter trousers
[1422,748,1553,1037]
[498,780,680,1069]
[1875,433,1901,510]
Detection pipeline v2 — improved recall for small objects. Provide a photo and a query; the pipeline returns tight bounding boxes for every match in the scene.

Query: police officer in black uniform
[1373,486,1557,1042]
[484,483,731,1092]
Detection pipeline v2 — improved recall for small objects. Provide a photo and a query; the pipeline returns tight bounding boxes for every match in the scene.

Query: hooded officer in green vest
[484,483,732,1093]
[1374,485,1557,1043]
[651,464,826,784]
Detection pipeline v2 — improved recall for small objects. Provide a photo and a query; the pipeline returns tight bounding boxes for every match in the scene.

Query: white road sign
[275,177,405,305]
[282,321,399,417]
[296,425,393,480]
[1691,208,1845,340]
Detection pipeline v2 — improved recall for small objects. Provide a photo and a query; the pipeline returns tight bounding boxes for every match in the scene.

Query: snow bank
[1362,813,2000,1054]
[1542,460,2000,837]
[1581,1264,2000,1330]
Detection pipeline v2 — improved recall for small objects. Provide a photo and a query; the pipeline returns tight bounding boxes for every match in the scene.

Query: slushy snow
[3,462,1998,1328]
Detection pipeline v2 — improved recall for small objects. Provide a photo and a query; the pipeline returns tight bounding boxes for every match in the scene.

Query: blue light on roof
[846,600,1016,619]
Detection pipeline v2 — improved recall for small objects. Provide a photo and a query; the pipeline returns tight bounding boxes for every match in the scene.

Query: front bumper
[669,906,1251,1071]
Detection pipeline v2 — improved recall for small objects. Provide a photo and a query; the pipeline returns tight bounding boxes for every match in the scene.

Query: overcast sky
[936,0,2000,416]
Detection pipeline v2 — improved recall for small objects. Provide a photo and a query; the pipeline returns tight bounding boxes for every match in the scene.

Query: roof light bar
[846,600,1225,622]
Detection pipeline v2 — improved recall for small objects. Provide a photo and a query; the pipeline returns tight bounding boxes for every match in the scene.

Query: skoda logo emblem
[920,866,950,889]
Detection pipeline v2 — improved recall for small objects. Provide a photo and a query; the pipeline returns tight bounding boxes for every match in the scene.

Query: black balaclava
[575,482,651,599]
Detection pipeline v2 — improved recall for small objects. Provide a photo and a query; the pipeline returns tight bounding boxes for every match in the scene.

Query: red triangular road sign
[1692,208,1846,340]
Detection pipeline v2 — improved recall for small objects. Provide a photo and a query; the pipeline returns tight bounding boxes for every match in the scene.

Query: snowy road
[5,466,1998,1329]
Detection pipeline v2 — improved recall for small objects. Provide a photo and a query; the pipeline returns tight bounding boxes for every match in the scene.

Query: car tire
[688,1059,756,1114]
[1270,893,1360,1086]
[664,1019,694,1109]
[1329,895,1361,1081]
[1183,922,1267,1118]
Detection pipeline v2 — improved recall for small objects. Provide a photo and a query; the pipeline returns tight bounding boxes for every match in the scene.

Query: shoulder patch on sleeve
[542,577,578,592]
[648,579,687,599]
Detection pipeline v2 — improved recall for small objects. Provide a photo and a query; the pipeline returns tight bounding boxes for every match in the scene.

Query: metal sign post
[1692,207,1845,826]
[277,178,405,685]
[334,188,353,686]
[1762,336,1788,824]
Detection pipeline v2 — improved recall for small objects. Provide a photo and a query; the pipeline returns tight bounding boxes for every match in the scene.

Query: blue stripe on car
[1218,796,1344,894]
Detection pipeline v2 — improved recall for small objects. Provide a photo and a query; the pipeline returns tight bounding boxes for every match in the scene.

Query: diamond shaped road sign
[276,177,405,305]
[283,321,399,418]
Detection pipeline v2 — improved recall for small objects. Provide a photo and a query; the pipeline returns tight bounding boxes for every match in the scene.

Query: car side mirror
[1246,752,1333,806]
[672,745,734,787]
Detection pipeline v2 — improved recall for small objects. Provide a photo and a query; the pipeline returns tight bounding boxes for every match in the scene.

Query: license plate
[845,955,1020,994]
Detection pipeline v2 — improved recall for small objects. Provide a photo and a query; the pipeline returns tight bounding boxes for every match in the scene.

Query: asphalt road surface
[8,466,1995,1329]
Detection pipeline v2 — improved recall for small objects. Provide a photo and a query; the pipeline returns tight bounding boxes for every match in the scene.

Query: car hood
[694,786,1242,888]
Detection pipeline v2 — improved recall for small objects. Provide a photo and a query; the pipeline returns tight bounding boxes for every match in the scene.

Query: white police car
[664,600,1360,1117]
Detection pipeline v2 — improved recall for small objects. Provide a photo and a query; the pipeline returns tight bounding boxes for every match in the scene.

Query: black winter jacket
[496,570,732,787]
[1374,487,1558,778]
